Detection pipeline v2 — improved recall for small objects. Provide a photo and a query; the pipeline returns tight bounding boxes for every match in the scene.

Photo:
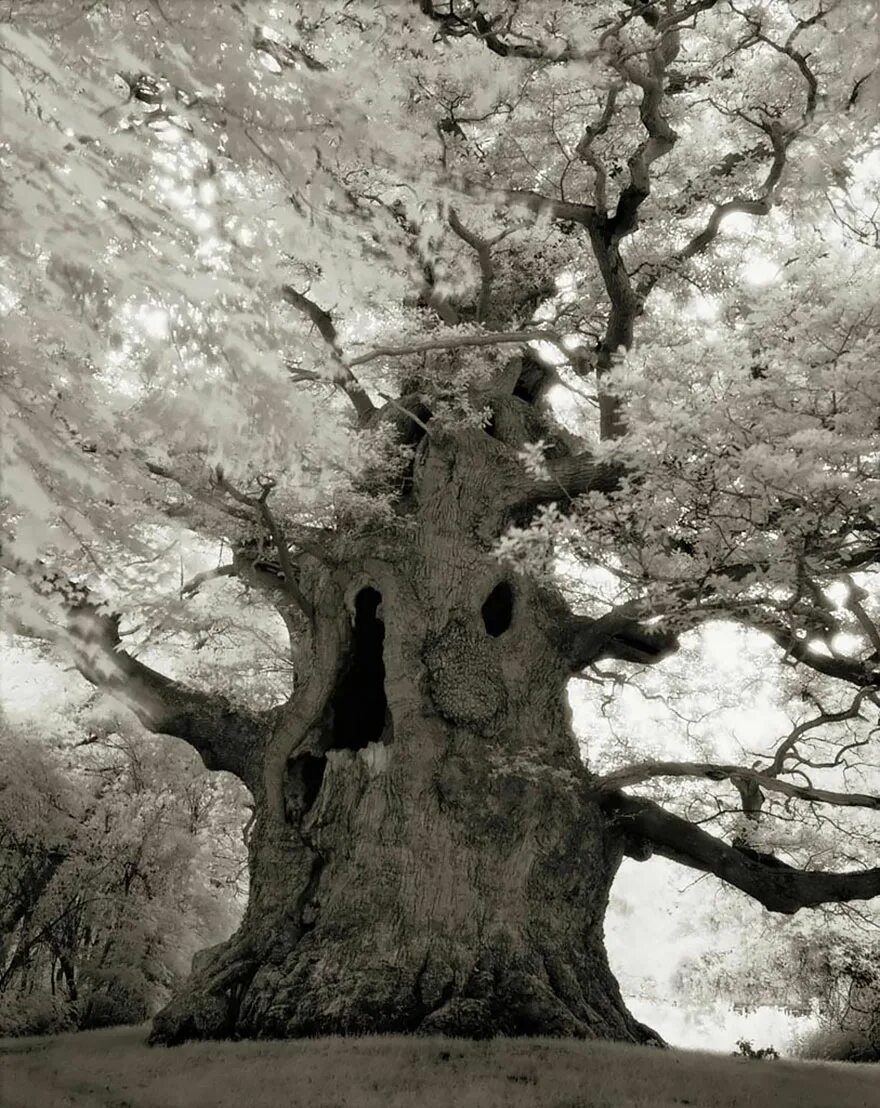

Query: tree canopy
[2,0,880,1044]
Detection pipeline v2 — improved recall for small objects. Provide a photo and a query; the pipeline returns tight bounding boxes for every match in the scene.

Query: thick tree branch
[843,575,880,657]
[70,606,263,784]
[595,761,880,811]
[213,467,314,621]
[447,175,597,227]
[447,207,495,323]
[503,451,626,514]
[606,27,680,240]
[584,24,681,440]
[3,562,263,785]
[180,564,236,598]
[601,792,880,913]
[761,618,880,689]
[415,0,600,63]
[557,605,680,670]
[346,327,569,369]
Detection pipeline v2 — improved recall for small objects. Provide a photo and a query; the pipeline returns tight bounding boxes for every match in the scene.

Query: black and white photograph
[1,2,879,1105]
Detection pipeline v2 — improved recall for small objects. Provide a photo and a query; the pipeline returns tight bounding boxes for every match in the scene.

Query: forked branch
[213,467,314,620]
[281,285,376,423]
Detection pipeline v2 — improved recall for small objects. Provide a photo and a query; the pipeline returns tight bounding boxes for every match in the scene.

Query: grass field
[1,1026,878,1108]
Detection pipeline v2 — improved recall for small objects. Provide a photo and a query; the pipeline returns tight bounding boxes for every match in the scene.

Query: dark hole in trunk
[512,354,549,404]
[285,752,327,818]
[332,587,389,750]
[482,581,514,637]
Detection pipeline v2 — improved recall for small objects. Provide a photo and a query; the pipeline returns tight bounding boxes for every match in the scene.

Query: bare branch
[601,791,880,913]
[145,462,254,523]
[346,327,570,369]
[281,285,376,423]
[180,564,236,598]
[636,130,785,298]
[415,0,602,63]
[767,686,879,776]
[213,467,314,620]
[595,761,880,811]
[733,3,820,123]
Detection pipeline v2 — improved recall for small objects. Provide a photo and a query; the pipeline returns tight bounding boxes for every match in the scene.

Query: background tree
[1,0,878,1044]
[0,712,247,1036]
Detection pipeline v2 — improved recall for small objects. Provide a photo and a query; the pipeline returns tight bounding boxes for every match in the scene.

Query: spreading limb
[505,452,625,512]
[3,561,264,785]
[555,605,679,670]
[601,791,880,913]
[595,762,880,811]
[346,327,570,369]
[67,602,263,785]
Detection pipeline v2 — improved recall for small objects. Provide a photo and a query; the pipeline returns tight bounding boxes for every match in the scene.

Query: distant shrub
[78,986,151,1031]
[0,991,77,1037]
[796,1024,880,1064]
[732,1039,779,1060]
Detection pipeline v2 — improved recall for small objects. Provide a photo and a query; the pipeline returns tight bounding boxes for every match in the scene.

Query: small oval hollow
[481,581,514,637]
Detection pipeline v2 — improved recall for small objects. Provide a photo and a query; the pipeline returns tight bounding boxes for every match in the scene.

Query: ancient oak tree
[2,0,879,1044]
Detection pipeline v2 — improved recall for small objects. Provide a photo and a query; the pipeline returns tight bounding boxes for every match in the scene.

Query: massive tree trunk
[31,397,876,1047]
[148,419,661,1046]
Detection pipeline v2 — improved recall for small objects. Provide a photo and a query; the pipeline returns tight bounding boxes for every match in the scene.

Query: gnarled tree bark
[146,423,665,1044]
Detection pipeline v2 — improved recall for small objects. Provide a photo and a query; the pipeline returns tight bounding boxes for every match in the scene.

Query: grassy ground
[1,1026,878,1108]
